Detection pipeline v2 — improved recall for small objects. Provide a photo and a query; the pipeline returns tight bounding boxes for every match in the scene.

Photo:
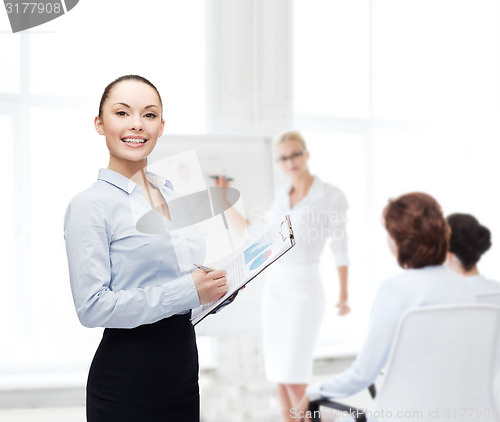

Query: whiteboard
[149,134,274,336]
[150,134,274,215]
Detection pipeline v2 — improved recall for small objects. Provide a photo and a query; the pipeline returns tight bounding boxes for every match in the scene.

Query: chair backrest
[376,304,500,422]
[475,293,500,418]
[477,291,500,306]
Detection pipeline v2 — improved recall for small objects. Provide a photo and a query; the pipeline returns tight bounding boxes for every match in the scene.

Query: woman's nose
[130,115,143,131]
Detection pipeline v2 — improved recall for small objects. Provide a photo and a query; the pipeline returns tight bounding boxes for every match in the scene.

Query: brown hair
[98,75,163,118]
[383,192,450,269]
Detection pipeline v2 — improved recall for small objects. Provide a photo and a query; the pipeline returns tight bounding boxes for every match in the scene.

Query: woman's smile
[121,135,148,148]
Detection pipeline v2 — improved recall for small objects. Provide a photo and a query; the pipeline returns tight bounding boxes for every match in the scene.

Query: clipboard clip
[279,215,294,242]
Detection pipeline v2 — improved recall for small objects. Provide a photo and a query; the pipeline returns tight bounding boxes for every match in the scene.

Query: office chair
[477,291,500,306]
[308,385,375,422]
[476,291,500,415]
[310,304,500,422]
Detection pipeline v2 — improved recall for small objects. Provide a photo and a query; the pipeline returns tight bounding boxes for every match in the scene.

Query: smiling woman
[63,75,228,422]
[0,0,207,395]
[94,75,165,183]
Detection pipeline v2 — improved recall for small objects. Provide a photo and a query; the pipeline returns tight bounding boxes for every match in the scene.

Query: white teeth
[122,138,146,144]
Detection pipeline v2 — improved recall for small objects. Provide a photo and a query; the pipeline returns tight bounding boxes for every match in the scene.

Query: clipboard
[191,215,296,325]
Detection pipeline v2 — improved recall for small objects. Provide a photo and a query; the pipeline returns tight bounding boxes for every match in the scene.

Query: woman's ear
[94,116,105,136]
[158,118,165,138]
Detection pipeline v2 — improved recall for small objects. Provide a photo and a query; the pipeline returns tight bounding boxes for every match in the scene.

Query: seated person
[296,192,477,422]
[446,213,500,292]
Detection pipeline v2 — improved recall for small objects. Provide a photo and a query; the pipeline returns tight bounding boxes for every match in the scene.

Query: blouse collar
[98,168,174,195]
[282,175,325,205]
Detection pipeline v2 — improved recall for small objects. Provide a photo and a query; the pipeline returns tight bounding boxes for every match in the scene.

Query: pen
[193,264,214,273]
[209,175,234,182]
[193,264,240,315]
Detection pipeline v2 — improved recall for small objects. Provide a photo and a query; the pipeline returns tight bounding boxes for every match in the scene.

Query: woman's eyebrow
[112,103,159,109]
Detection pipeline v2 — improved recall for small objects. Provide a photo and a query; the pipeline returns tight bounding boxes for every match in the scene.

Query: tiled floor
[0,391,372,422]
[0,356,373,422]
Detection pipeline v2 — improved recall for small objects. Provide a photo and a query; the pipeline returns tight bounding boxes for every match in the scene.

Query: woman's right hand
[192,268,228,304]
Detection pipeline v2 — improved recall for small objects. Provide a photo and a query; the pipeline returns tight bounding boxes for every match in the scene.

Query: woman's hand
[213,175,249,233]
[336,300,351,316]
[192,269,228,304]
[214,175,231,188]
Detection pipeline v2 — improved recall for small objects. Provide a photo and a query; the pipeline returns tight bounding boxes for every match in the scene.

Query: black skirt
[86,313,199,422]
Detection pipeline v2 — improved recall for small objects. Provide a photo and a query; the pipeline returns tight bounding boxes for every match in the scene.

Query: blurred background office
[1,0,499,421]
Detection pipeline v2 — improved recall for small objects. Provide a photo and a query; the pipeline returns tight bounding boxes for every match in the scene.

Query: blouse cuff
[164,273,201,313]
[306,382,324,401]
[333,252,349,268]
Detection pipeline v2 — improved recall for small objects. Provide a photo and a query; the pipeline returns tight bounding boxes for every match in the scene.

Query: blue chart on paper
[244,241,273,270]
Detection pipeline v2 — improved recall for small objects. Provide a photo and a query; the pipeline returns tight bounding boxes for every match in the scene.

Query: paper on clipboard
[190,215,296,326]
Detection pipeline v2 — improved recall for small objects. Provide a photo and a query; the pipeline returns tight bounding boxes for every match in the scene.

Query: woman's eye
[144,113,157,119]
[116,111,127,116]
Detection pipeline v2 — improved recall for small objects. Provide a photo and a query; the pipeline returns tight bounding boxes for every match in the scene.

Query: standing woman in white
[216,130,350,421]
[262,131,350,421]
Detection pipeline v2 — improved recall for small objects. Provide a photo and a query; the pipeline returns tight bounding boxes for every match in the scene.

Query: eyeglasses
[275,150,307,163]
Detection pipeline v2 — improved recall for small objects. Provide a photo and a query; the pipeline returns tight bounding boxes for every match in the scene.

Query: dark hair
[98,75,163,118]
[383,192,450,269]
[447,213,491,271]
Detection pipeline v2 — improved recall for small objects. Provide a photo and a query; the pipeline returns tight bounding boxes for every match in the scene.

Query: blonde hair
[275,130,307,150]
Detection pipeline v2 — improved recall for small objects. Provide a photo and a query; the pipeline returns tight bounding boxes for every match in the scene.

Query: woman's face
[275,139,310,179]
[95,80,164,165]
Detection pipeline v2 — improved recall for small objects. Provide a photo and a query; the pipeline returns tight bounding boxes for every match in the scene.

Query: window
[304,131,371,354]
[0,115,16,365]
[294,0,500,355]
[0,37,20,93]
[372,0,500,123]
[1,0,208,386]
[294,0,370,119]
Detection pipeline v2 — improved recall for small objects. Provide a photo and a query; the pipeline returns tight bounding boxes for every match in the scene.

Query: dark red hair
[383,192,450,269]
